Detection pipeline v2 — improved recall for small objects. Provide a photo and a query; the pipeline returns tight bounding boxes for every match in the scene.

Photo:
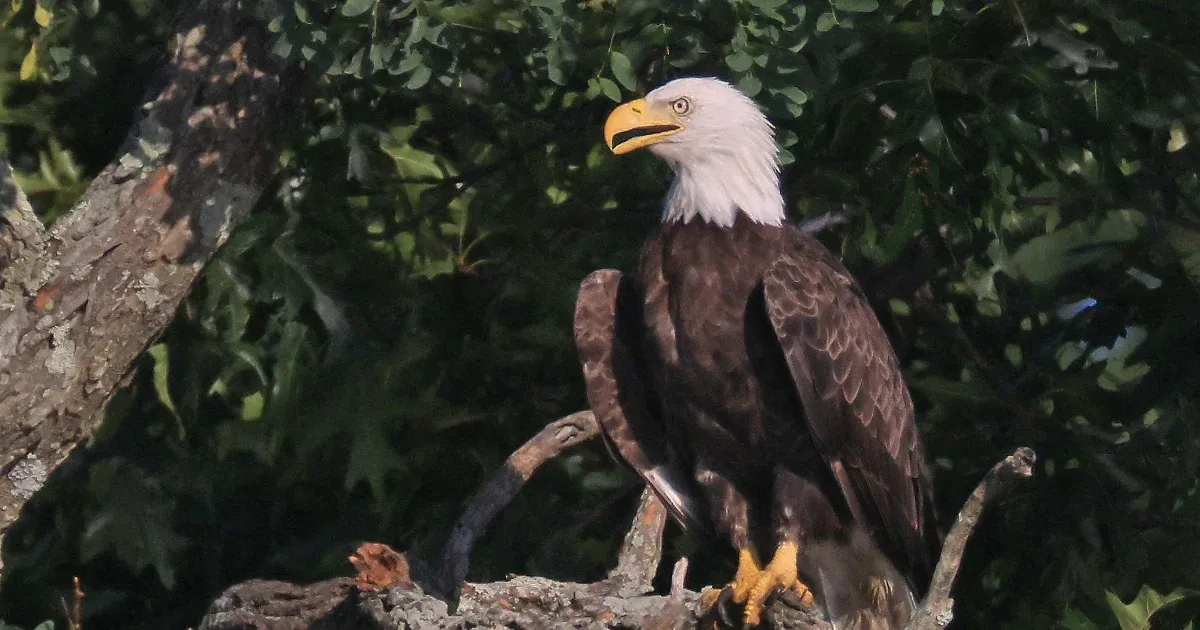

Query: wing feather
[762,238,940,590]
[574,270,712,538]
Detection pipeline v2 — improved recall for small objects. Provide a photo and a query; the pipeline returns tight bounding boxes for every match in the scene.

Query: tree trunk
[0,0,302,574]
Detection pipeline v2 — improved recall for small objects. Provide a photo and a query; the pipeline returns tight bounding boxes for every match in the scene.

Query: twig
[905,447,1037,630]
[641,558,694,630]
[433,410,600,595]
[670,558,689,598]
[798,208,854,235]
[605,487,669,597]
[59,576,84,630]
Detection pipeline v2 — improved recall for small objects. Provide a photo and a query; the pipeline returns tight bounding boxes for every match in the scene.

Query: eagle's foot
[700,549,761,624]
[743,541,813,626]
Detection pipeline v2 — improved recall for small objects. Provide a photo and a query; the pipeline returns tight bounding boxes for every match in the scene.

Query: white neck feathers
[661,149,785,227]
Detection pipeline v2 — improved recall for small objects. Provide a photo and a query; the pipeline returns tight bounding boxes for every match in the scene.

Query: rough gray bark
[0,0,301,573]
[199,407,1036,630]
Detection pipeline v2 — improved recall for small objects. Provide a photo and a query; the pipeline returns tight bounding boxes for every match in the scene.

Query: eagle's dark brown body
[574,215,941,614]
[639,216,847,550]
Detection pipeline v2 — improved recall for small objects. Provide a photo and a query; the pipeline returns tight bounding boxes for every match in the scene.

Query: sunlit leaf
[33,1,50,26]
[1107,586,1200,630]
[834,0,878,12]
[816,11,837,31]
[241,392,265,421]
[341,0,374,17]
[19,45,38,80]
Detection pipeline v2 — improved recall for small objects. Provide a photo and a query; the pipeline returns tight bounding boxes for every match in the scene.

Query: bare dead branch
[798,209,854,235]
[200,415,1035,630]
[433,410,600,595]
[905,447,1037,630]
[606,487,669,597]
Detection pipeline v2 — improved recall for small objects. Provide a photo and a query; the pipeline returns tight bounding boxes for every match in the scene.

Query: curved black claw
[716,586,740,628]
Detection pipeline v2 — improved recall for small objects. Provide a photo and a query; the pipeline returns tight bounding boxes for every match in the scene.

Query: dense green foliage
[3,0,1200,628]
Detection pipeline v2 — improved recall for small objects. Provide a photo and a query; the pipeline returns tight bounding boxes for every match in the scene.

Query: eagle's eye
[671,98,691,116]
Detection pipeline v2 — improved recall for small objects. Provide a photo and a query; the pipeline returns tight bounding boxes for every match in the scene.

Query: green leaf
[834,0,878,12]
[1004,210,1146,285]
[1107,586,1200,630]
[598,77,621,102]
[931,0,944,14]
[776,85,808,105]
[909,376,999,405]
[147,344,183,436]
[815,12,837,32]
[341,0,375,17]
[531,0,563,12]
[725,51,753,73]
[1167,224,1200,285]
[546,44,564,85]
[241,392,265,422]
[32,1,49,26]
[1168,121,1189,152]
[19,45,38,81]
[405,64,432,89]
[876,179,925,261]
[345,421,404,503]
[610,51,636,91]
[745,0,786,9]
[735,74,762,97]
[293,1,311,23]
[1061,607,1101,630]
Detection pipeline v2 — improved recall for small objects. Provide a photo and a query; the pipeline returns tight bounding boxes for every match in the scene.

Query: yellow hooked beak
[604,98,683,155]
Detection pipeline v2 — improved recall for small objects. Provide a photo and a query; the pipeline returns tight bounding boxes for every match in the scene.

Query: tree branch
[906,447,1037,630]
[433,410,600,596]
[606,487,669,597]
[200,407,1037,630]
[0,1,303,572]
[0,157,48,279]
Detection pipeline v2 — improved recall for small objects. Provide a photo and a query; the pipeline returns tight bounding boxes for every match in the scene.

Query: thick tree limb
[0,0,302,572]
[200,406,1036,629]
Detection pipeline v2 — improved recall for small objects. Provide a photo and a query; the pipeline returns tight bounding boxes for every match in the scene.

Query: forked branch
[200,410,1037,630]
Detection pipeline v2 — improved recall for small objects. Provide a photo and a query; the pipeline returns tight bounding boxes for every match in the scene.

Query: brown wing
[762,238,940,591]
[574,269,712,537]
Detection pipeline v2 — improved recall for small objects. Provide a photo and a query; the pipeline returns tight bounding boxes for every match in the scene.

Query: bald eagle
[573,78,941,627]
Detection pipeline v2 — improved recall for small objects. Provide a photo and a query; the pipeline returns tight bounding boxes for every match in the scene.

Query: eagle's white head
[603,77,784,227]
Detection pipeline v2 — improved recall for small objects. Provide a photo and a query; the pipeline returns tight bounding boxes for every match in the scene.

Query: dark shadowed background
[2,0,1199,628]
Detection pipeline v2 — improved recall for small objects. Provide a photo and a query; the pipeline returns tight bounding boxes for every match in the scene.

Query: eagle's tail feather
[802,528,917,630]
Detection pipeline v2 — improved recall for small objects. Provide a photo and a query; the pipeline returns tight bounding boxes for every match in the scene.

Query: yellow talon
[730,548,762,604]
[700,548,761,611]
[788,578,815,607]
[743,541,814,626]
